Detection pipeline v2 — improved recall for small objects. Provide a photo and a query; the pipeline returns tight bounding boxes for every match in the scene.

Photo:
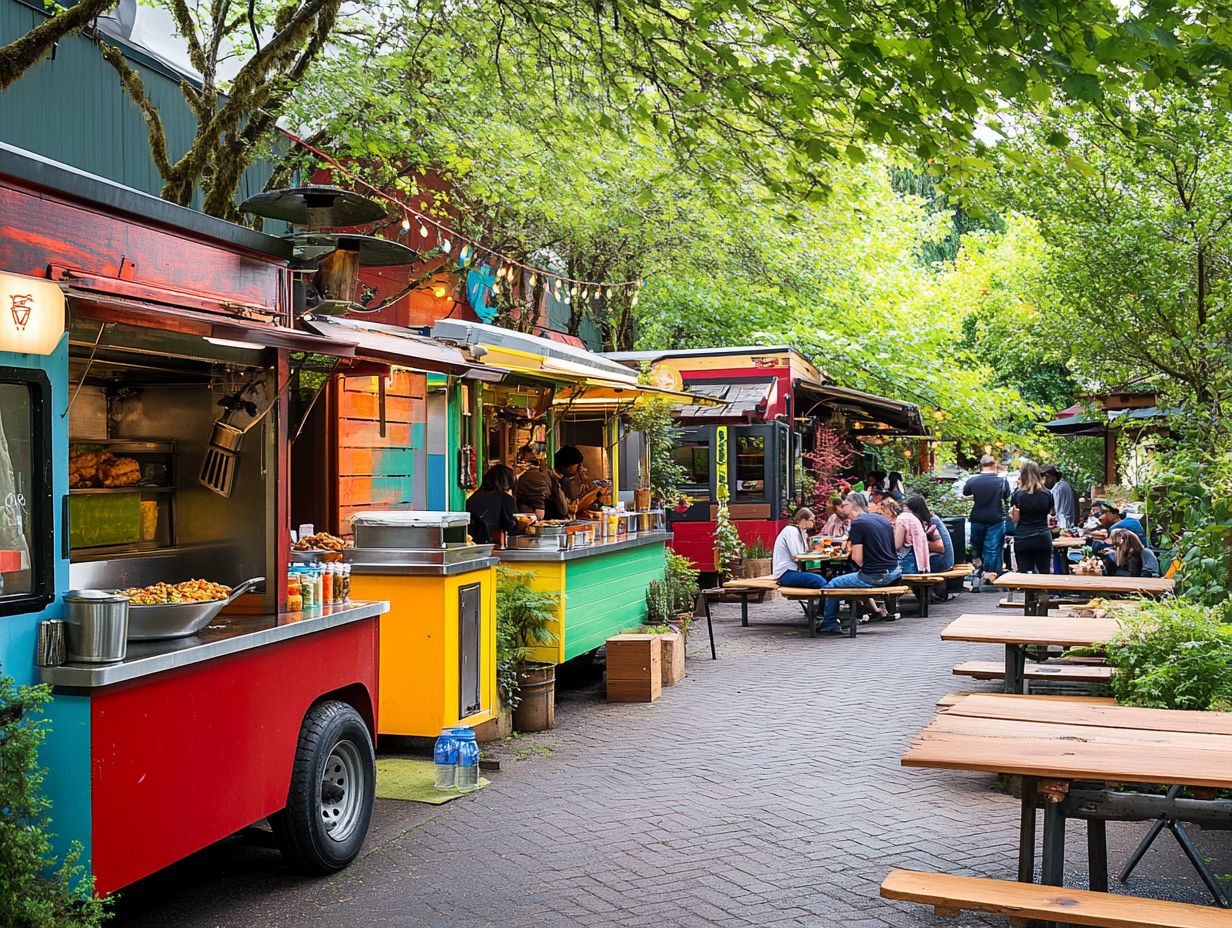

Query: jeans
[929,553,954,572]
[969,520,1006,575]
[822,568,902,624]
[775,568,826,590]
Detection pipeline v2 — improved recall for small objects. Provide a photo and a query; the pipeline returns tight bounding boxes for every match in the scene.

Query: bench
[936,691,1117,710]
[817,585,911,638]
[900,565,974,617]
[722,577,910,638]
[952,660,1114,690]
[881,869,1225,928]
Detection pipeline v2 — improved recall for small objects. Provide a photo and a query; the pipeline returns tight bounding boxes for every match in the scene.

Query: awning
[794,380,925,434]
[673,381,774,423]
[433,318,637,383]
[300,316,503,380]
[66,289,358,357]
[554,377,706,408]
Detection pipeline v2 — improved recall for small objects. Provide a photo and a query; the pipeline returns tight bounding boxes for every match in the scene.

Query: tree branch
[0,0,117,91]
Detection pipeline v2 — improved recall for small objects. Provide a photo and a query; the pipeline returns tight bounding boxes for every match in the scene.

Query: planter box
[659,630,685,686]
[742,557,772,579]
[606,634,661,702]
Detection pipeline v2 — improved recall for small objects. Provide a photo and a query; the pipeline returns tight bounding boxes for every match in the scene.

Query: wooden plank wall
[335,371,427,532]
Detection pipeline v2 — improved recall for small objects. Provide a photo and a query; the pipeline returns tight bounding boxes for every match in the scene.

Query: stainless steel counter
[497,532,673,563]
[348,556,500,576]
[40,600,389,689]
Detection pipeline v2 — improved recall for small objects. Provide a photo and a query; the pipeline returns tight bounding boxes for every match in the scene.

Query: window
[0,369,53,616]
[672,441,710,489]
[734,434,767,501]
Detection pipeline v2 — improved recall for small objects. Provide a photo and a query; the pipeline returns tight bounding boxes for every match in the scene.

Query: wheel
[270,699,375,874]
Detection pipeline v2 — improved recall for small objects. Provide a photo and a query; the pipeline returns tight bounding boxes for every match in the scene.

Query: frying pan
[124,577,264,641]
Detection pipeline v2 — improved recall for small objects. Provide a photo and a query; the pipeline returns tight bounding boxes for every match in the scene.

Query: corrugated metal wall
[0,0,276,207]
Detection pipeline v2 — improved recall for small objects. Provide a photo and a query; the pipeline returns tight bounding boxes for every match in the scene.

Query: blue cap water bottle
[433,728,460,790]
[455,727,480,792]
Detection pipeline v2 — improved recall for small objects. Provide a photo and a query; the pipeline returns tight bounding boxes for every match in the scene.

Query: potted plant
[713,491,746,580]
[742,538,773,581]
[666,551,700,633]
[495,567,560,733]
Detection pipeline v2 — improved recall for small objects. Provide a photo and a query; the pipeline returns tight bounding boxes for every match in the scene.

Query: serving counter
[498,531,671,663]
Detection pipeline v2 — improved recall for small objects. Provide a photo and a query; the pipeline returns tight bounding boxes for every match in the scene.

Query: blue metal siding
[0,0,276,206]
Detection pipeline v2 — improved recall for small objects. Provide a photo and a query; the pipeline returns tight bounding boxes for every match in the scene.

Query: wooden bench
[952,660,1114,690]
[818,585,911,638]
[936,691,1117,710]
[723,577,910,639]
[900,565,975,617]
[881,868,1225,927]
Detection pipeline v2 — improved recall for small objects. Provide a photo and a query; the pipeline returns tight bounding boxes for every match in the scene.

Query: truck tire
[270,699,375,874]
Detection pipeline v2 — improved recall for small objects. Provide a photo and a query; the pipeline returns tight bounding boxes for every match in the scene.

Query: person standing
[771,508,826,590]
[1010,461,1055,574]
[466,464,519,546]
[963,454,1010,584]
[1041,465,1079,529]
[820,493,902,630]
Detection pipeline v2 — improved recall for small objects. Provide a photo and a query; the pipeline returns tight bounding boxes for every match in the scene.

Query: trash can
[942,516,967,592]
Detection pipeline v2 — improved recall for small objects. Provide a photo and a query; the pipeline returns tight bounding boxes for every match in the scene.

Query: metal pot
[64,590,130,663]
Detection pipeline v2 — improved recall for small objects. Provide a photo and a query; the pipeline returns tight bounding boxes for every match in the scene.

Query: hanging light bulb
[492,280,501,296]
[631,292,639,307]
[496,265,506,281]
[400,217,411,234]
[419,222,430,238]
[530,272,538,287]
[441,239,452,254]
[460,244,470,260]
[433,285,448,298]
[606,287,613,299]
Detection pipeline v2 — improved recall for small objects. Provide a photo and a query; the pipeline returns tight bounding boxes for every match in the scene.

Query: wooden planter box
[606,634,661,702]
[658,630,685,686]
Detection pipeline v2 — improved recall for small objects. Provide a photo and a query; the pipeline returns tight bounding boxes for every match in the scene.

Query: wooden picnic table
[940,613,1123,694]
[995,570,1173,616]
[903,693,1232,907]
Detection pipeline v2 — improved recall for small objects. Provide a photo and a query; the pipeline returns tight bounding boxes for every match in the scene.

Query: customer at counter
[467,464,519,545]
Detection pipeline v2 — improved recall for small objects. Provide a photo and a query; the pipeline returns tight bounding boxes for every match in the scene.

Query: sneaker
[859,613,873,624]
[817,623,843,635]
[883,611,901,622]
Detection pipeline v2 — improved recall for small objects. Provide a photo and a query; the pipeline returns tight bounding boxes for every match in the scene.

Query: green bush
[646,579,670,625]
[1145,447,1232,607]
[665,551,699,614]
[1103,602,1232,711]
[906,471,972,517]
[495,568,560,708]
[0,676,108,928]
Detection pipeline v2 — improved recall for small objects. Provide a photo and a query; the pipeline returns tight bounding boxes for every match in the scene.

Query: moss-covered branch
[0,0,117,91]
[96,40,179,193]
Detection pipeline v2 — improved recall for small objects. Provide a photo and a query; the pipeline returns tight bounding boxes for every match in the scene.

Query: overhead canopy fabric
[301,315,502,379]
[433,318,638,383]
[674,381,775,423]
[794,380,924,434]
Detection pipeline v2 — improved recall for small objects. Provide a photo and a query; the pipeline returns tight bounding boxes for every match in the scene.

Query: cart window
[672,440,710,489]
[0,370,53,615]
[734,434,767,501]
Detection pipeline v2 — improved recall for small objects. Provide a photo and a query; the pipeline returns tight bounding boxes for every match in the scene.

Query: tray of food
[120,577,263,640]
[292,531,349,561]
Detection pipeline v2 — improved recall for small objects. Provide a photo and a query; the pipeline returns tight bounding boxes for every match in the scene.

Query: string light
[433,285,448,298]
[419,222,430,238]
[530,272,537,287]
[460,244,471,260]
[496,265,506,280]
[400,217,411,234]
[441,239,452,253]
[492,281,501,296]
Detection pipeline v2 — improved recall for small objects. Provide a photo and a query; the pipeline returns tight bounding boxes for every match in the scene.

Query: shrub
[906,471,972,517]
[665,551,699,614]
[0,676,108,928]
[496,568,560,707]
[1103,601,1232,711]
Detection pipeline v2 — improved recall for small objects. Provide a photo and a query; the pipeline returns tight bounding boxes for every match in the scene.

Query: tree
[994,88,1232,436]
[0,0,117,92]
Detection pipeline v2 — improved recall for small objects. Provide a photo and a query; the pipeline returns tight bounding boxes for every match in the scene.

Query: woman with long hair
[771,507,826,590]
[466,463,519,545]
[1010,460,1054,574]
[907,495,954,572]
[893,495,930,574]
[1111,527,1160,577]
[886,471,905,502]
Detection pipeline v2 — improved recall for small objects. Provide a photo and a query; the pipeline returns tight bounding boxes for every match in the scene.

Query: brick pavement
[115,592,1231,927]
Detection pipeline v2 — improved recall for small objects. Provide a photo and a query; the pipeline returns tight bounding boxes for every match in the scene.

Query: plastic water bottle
[455,727,480,792]
[433,729,459,789]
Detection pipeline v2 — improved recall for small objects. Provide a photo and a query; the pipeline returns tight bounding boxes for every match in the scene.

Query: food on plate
[120,579,232,605]
[293,531,347,551]
[69,451,143,488]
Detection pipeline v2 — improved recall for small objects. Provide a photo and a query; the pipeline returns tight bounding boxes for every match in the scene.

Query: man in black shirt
[820,493,903,631]
[963,454,1010,582]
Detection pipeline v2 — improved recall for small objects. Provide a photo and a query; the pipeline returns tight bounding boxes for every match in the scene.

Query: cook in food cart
[466,463,519,544]
[515,449,567,520]
[556,445,608,515]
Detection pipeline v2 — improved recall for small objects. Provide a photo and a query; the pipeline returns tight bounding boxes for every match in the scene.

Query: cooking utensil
[125,577,263,641]
[64,590,130,663]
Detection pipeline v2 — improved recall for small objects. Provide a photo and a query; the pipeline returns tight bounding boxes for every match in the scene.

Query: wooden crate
[606,634,661,702]
[659,631,685,686]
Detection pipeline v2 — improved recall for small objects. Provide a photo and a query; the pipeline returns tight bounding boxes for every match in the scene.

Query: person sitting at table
[1107,527,1160,577]
[819,493,903,632]
[886,471,906,502]
[466,464,519,546]
[894,495,931,575]
[818,494,849,538]
[906,495,953,572]
[770,507,826,590]
[1085,502,1149,548]
[1010,460,1055,575]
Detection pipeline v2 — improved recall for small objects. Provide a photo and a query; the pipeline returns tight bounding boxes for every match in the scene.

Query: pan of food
[121,577,264,640]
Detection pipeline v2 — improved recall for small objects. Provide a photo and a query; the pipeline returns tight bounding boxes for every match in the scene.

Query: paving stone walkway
[115,592,1230,927]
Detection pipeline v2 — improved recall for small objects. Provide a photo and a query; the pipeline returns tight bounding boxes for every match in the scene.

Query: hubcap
[319,738,365,843]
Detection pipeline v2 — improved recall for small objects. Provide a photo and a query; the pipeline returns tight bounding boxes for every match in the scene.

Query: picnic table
[995,570,1173,616]
[940,613,1122,694]
[902,693,1232,907]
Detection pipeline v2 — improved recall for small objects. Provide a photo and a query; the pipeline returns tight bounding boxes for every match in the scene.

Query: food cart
[0,143,389,895]
[431,320,693,663]
[606,346,925,571]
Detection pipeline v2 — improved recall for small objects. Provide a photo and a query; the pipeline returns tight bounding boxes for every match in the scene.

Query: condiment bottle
[299,568,315,610]
[286,574,303,612]
[322,561,334,606]
[340,564,351,602]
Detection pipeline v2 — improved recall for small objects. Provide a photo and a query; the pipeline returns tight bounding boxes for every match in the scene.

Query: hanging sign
[0,273,65,356]
[715,426,729,492]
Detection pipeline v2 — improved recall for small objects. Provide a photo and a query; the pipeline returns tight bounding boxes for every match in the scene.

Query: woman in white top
[770,508,825,589]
